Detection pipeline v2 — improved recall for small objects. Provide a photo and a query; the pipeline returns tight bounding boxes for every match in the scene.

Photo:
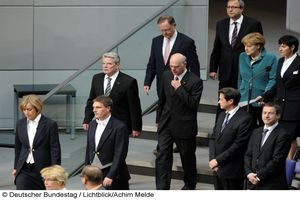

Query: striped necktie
[231,22,238,48]
[104,77,112,96]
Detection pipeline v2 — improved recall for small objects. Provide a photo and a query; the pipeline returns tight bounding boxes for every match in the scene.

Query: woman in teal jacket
[238,32,277,127]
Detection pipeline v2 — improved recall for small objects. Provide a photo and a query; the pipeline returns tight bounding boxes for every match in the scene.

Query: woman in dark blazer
[261,35,300,159]
[238,32,277,127]
[12,94,61,190]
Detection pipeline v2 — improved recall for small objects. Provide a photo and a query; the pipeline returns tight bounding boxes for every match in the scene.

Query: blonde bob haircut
[40,165,68,186]
[242,32,265,50]
[19,94,43,113]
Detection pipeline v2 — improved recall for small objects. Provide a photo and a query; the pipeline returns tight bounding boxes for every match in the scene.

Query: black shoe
[181,185,195,190]
[173,146,180,153]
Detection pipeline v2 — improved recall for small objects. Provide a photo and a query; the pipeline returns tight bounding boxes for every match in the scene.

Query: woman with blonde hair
[41,165,68,190]
[238,32,277,127]
[12,94,61,190]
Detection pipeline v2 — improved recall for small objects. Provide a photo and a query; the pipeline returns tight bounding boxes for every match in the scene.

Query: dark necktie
[104,77,112,96]
[221,113,230,132]
[261,128,269,147]
[231,22,238,48]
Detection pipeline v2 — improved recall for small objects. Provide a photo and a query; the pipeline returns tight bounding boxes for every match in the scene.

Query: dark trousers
[215,176,244,190]
[16,163,45,190]
[102,164,130,190]
[241,105,263,128]
[155,123,197,189]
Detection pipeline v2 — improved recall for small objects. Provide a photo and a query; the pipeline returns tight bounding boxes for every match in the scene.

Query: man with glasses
[209,0,263,118]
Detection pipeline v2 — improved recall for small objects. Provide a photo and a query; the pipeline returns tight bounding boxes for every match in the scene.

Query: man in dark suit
[144,15,200,154]
[13,94,61,190]
[85,95,130,190]
[144,15,200,96]
[209,87,252,190]
[244,102,291,190]
[209,0,263,89]
[155,53,203,190]
[83,52,142,137]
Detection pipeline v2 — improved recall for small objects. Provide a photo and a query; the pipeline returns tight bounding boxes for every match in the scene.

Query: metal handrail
[42,0,179,101]
[66,0,180,178]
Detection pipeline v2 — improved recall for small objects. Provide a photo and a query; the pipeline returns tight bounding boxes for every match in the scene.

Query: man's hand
[103,177,113,188]
[247,173,259,185]
[83,123,89,132]
[144,86,150,95]
[171,79,181,90]
[12,169,16,178]
[209,72,217,80]
[132,130,141,138]
[209,159,218,171]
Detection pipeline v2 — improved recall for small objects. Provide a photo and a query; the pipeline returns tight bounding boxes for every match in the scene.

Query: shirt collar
[226,105,240,116]
[27,113,41,124]
[264,122,279,133]
[230,15,243,25]
[165,30,177,42]
[174,68,187,81]
[284,53,297,62]
[96,115,111,126]
[105,70,119,80]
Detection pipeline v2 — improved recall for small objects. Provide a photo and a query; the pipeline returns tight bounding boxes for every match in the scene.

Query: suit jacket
[238,49,277,107]
[14,115,61,178]
[209,108,252,179]
[263,55,300,121]
[144,32,200,94]
[83,71,142,132]
[85,116,130,181]
[244,125,291,189]
[210,16,263,88]
[156,70,203,139]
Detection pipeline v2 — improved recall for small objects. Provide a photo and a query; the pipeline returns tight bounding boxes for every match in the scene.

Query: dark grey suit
[244,125,291,189]
[84,71,142,133]
[144,32,200,94]
[210,16,263,89]
[209,108,252,189]
[85,116,130,190]
[14,115,61,190]
[155,70,203,189]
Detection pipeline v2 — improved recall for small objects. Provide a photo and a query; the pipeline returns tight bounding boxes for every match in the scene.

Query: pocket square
[293,70,299,74]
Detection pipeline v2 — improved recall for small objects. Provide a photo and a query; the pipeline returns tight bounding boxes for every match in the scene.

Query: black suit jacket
[209,16,263,88]
[156,70,203,139]
[209,108,252,179]
[84,71,142,132]
[14,115,61,178]
[244,125,291,189]
[263,55,300,121]
[144,32,201,94]
[85,116,130,181]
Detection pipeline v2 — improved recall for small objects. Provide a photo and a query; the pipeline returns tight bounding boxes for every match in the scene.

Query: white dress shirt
[26,113,41,164]
[281,53,297,77]
[229,15,243,44]
[163,30,178,58]
[104,71,119,92]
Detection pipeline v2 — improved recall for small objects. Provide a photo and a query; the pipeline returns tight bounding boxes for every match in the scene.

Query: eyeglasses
[225,6,242,9]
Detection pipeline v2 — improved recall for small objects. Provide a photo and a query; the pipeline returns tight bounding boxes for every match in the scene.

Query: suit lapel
[282,55,300,81]
[89,121,97,152]
[32,115,46,146]
[97,117,113,150]
[20,118,30,147]
[98,74,105,95]
[259,126,279,154]
[216,112,226,140]
[223,19,231,47]
[109,72,122,96]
